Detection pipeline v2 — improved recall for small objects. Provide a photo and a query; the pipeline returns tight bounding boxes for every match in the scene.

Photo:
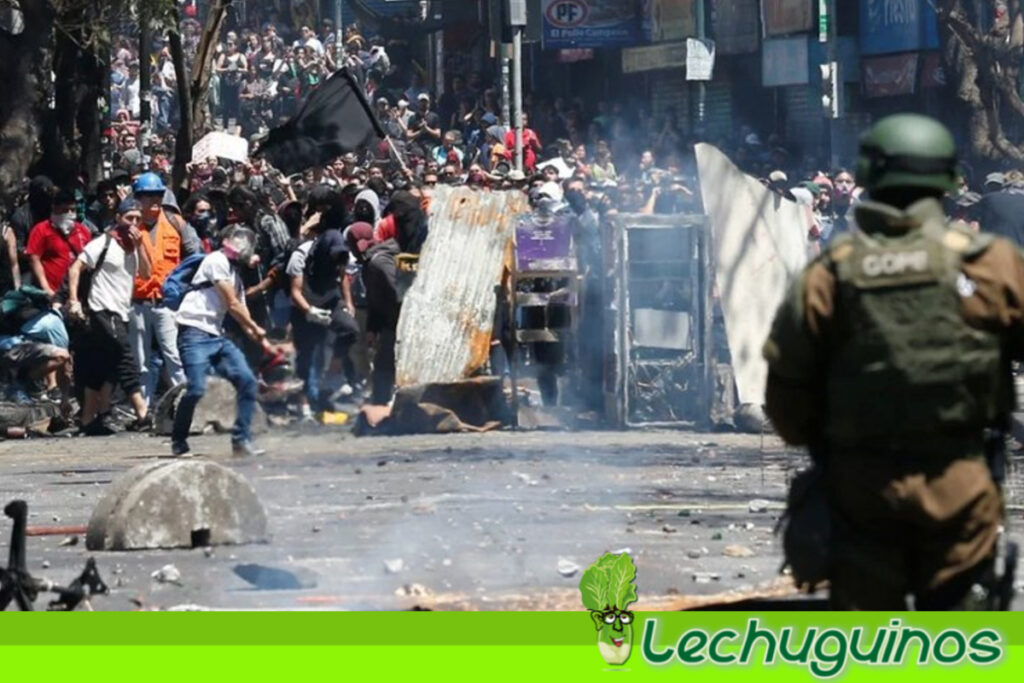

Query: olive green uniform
[764,197,1024,609]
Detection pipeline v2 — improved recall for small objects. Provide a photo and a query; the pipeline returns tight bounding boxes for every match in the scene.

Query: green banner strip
[0,645,1021,681]
[0,612,1021,646]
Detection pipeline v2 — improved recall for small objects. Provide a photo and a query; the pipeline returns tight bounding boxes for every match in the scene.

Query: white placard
[191,131,249,163]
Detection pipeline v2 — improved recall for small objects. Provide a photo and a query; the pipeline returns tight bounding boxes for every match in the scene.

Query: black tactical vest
[823,220,1008,446]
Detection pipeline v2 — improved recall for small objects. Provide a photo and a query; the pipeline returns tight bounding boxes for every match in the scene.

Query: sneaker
[81,416,117,437]
[171,440,193,458]
[232,441,266,458]
[127,413,154,432]
[329,383,355,403]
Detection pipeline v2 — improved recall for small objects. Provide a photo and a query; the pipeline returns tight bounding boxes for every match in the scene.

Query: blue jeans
[130,302,186,405]
[21,311,69,349]
[173,326,257,445]
[292,312,329,411]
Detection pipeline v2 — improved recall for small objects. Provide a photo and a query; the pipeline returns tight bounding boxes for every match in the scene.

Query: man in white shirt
[172,226,271,458]
[66,199,153,434]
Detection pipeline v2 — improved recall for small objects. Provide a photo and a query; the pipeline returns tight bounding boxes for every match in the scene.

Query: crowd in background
[4,5,993,442]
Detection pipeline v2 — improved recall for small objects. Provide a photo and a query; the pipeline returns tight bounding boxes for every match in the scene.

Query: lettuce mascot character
[579,552,637,665]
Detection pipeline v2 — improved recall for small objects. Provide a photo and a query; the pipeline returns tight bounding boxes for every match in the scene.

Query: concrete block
[86,461,269,551]
[154,378,268,437]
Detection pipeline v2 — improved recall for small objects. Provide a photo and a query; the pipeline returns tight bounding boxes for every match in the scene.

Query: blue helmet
[133,172,166,195]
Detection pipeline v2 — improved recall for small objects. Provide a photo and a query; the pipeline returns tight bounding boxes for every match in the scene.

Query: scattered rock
[744,522,755,530]
[384,558,405,574]
[395,583,432,598]
[611,548,632,555]
[710,532,723,541]
[686,549,702,560]
[677,509,691,517]
[151,564,181,585]
[312,525,321,533]
[748,499,771,513]
[723,544,755,558]
[203,547,214,558]
[41,560,50,569]
[512,472,538,486]
[58,536,78,547]
[692,572,721,584]
[557,558,580,578]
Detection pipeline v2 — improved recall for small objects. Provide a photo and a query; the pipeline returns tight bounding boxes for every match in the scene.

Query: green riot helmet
[855,114,958,194]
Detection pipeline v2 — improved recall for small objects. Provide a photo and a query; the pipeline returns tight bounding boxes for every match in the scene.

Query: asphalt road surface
[0,428,1019,611]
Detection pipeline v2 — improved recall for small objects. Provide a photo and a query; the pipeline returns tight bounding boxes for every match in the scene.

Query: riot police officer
[764,114,1018,610]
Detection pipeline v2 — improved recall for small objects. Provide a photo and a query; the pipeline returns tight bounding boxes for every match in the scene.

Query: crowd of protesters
[5,7,990,451]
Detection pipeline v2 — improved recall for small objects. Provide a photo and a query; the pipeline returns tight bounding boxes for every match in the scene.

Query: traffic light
[820,61,840,119]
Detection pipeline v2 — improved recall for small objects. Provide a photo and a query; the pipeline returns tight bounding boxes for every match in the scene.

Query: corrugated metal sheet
[395,187,529,387]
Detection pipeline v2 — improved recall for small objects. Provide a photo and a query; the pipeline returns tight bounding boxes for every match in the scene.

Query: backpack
[302,233,346,308]
[162,253,214,310]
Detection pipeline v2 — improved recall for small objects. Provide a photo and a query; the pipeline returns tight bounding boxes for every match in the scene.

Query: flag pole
[385,136,411,176]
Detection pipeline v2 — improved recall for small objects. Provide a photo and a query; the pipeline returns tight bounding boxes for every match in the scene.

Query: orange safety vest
[133,211,182,301]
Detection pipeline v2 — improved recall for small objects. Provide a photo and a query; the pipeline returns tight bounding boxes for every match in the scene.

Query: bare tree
[189,0,232,141]
[0,0,57,203]
[935,0,1024,160]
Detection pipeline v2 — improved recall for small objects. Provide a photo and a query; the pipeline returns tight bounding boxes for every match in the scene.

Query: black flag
[256,68,387,175]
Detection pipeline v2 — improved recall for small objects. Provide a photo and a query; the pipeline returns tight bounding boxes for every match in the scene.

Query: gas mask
[221,227,257,267]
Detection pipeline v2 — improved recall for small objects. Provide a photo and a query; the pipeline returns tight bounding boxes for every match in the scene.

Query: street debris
[151,564,182,585]
[394,583,432,598]
[232,564,317,590]
[662,525,678,534]
[557,558,580,578]
[723,544,755,558]
[692,572,722,584]
[748,499,770,513]
[513,472,539,486]
[384,558,405,574]
[86,460,268,551]
[58,536,78,547]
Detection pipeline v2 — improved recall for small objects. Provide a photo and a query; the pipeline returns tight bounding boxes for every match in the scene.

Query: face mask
[565,190,587,215]
[52,212,75,234]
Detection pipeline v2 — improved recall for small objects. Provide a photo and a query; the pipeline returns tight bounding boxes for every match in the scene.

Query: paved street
[3,428,1021,611]
[0,428,811,611]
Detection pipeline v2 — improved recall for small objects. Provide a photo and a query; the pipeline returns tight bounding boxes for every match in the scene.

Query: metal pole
[696,0,706,124]
[335,0,344,58]
[139,4,151,154]
[501,47,511,128]
[513,26,524,173]
[827,0,839,170]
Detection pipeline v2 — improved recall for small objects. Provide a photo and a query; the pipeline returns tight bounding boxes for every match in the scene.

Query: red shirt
[25,219,92,292]
[505,128,542,172]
